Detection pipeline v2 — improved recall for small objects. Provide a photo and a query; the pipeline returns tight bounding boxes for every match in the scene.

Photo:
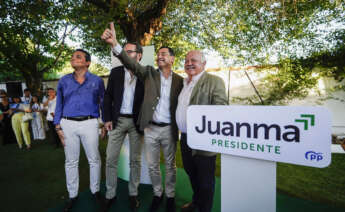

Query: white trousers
[60,118,101,198]
[31,112,46,140]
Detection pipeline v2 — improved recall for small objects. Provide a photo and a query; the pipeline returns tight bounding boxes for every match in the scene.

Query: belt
[63,116,96,121]
[150,121,170,127]
[119,114,133,118]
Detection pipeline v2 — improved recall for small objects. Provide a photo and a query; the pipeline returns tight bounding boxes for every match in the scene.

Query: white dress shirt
[176,71,205,133]
[152,71,172,124]
[46,97,56,121]
[120,68,137,114]
[112,44,172,124]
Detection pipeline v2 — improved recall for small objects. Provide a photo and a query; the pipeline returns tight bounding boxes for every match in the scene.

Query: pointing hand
[101,22,117,47]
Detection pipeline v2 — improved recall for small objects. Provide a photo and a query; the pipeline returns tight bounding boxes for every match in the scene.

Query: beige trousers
[144,124,176,198]
[105,117,143,199]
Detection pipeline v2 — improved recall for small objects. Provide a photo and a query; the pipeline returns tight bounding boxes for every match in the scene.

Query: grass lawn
[0,136,344,211]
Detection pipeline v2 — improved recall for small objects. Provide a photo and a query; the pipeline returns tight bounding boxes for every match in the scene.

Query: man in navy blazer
[103,42,145,211]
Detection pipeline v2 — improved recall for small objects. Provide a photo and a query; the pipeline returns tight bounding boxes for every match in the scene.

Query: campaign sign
[187,105,331,168]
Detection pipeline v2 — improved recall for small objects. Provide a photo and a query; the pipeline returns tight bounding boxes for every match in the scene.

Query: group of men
[55,22,227,212]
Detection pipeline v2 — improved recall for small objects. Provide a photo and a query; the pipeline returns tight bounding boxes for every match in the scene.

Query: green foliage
[58,61,109,77]
[1,0,345,104]
[0,0,74,93]
[231,59,320,105]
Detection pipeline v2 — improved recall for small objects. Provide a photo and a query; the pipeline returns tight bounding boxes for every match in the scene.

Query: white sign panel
[187,105,331,168]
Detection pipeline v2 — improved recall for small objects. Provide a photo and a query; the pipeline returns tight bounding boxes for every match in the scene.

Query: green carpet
[48,166,220,212]
[47,166,344,212]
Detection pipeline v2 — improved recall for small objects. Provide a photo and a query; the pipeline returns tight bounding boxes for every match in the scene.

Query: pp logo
[305,151,323,161]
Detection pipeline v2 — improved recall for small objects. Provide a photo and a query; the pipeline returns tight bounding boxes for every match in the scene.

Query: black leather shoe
[129,195,140,211]
[149,195,163,212]
[93,192,102,201]
[103,197,116,212]
[93,191,103,207]
[166,197,176,212]
[63,196,78,212]
[181,202,197,212]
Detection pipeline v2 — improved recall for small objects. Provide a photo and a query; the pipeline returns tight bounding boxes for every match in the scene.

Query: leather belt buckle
[119,114,133,118]
[63,116,96,121]
[150,121,170,127]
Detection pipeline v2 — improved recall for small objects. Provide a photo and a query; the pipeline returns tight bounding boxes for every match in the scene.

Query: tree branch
[85,0,111,12]
[138,0,170,22]
[40,25,77,73]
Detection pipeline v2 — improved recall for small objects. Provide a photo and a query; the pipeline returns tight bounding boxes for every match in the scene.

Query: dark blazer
[103,66,144,133]
[116,50,183,141]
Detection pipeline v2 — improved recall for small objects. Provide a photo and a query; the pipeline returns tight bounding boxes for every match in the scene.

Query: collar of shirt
[124,67,137,84]
[72,70,90,84]
[159,69,173,80]
[184,70,205,86]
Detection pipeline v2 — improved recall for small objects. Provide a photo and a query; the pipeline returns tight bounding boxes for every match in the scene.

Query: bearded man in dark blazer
[103,41,145,211]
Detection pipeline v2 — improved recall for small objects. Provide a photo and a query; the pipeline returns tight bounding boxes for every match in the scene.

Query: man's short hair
[47,87,55,91]
[158,46,175,56]
[24,88,30,92]
[75,49,91,62]
[124,42,143,54]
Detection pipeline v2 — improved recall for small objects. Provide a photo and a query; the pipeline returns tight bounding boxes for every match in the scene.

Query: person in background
[43,88,59,147]
[21,88,32,105]
[0,89,7,103]
[10,96,32,149]
[30,95,46,140]
[0,95,16,145]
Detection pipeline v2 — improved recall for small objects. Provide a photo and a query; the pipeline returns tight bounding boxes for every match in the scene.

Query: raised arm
[101,22,153,80]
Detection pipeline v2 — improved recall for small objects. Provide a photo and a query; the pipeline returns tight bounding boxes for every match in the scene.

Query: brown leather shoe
[181,202,197,212]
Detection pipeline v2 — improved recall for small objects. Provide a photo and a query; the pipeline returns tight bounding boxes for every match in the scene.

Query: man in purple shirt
[54,49,105,212]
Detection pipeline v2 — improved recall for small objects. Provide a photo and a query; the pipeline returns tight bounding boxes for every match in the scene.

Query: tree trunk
[22,69,43,97]
[119,20,162,46]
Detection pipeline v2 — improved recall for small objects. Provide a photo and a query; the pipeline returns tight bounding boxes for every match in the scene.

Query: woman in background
[30,95,46,140]
[0,95,16,145]
[10,96,32,149]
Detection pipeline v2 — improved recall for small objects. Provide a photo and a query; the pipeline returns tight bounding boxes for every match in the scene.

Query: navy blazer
[103,66,144,133]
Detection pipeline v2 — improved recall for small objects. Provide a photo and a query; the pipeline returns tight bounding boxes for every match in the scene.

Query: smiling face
[156,48,175,70]
[184,50,206,78]
[70,51,90,70]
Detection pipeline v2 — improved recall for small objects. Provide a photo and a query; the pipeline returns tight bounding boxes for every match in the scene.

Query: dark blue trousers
[180,133,216,212]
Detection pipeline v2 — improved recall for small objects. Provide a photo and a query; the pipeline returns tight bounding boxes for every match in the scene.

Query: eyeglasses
[126,50,138,54]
